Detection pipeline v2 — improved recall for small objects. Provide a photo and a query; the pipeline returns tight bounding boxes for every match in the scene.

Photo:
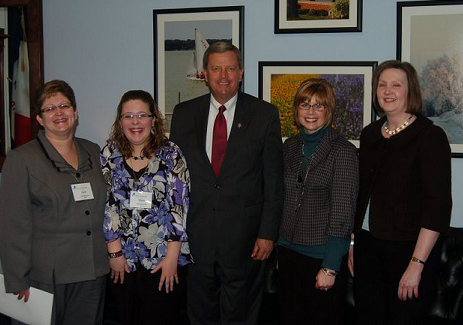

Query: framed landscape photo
[153,6,244,131]
[258,61,376,147]
[398,1,463,157]
[275,0,362,33]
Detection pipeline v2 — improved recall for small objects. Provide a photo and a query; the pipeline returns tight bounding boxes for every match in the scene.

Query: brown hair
[203,42,243,70]
[34,80,76,115]
[372,60,423,115]
[293,78,335,129]
[108,90,166,159]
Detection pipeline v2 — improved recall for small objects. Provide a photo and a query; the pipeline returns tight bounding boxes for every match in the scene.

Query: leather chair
[428,227,463,323]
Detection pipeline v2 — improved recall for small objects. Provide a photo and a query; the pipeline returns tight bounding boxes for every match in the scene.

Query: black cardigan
[354,114,452,241]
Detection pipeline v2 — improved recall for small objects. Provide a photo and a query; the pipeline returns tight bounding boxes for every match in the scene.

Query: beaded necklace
[382,114,413,136]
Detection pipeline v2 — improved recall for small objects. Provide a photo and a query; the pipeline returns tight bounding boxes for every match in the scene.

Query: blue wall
[4,0,463,225]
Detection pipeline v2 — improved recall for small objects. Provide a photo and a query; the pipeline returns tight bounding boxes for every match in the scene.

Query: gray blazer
[279,128,359,245]
[0,131,109,293]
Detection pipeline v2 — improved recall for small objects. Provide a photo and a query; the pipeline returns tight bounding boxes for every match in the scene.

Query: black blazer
[354,114,452,241]
[170,92,284,267]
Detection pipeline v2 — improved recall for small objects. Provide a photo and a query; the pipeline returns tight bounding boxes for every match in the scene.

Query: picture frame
[274,0,362,34]
[153,6,244,132]
[258,61,376,147]
[398,1,463,157]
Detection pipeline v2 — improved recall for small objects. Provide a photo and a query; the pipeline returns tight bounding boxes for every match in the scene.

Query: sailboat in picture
[187,28,209,80]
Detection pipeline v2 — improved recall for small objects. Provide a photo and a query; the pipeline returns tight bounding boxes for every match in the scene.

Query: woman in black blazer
[349,60,452,324]
[277,78,359,324]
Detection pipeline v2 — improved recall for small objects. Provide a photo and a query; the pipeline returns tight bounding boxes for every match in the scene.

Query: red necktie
[212,105,227,177]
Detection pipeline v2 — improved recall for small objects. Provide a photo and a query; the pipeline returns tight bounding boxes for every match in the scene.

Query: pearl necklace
[383,115,413,136]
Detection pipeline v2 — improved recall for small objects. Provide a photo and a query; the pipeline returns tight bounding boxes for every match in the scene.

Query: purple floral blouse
[101,141,192,272]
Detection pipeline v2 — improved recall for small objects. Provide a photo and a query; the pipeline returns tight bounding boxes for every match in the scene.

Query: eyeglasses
[120,113,153,120]
[298,103,325,111]
[41,103,72,114]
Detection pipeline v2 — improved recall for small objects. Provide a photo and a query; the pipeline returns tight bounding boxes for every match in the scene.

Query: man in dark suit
[170,42,284,324]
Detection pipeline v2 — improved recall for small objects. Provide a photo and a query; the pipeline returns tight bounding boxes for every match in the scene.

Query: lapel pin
[237,122,242,129]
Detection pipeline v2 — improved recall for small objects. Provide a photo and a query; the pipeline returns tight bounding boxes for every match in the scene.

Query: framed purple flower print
[258,61,377,147]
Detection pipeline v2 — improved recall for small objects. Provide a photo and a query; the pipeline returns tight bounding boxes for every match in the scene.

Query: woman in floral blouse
[101,90,191,325]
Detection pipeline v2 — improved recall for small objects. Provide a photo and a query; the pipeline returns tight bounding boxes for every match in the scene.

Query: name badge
[130,191,152,209]
[71,182,94,201]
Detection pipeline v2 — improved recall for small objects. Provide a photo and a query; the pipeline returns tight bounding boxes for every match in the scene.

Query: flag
[11,40,30,146]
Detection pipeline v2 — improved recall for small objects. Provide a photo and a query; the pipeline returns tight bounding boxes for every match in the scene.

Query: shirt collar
[210,93,238,113]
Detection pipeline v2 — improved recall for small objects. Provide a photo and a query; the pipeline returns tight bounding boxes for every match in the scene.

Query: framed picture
[275,0,362,34]
[398,1,463,157]
[258,61,376,147]
[153,6,244,131]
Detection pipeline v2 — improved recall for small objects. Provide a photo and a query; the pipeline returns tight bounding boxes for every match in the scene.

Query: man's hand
[251,238,273,261]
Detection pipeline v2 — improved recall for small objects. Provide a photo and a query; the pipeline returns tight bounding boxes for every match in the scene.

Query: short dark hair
[293,78,335,129]
[108,90,166,159]
[372,60,423,115]
[34,80,76,115]
[203,42,243,70]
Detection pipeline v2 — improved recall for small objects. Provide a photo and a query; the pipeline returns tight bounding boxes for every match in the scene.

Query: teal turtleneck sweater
[302,127,327,169]
[278,127,350,271]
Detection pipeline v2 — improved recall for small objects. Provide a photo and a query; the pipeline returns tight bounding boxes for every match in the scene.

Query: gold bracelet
[108,250,123,258]
[411,256,425,265]
[322,268,338,277]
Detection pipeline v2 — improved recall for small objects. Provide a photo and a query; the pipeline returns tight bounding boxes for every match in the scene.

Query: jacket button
[85,210,90,215]
[86,231,91,236]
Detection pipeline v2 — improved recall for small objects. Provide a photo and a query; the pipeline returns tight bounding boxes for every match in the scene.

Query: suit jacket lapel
[227,92,249,148]
[310,128,337,169]
[287,134,303,176]
[194,95,215,176]
[218,92,249,178]
[194,95,210,153]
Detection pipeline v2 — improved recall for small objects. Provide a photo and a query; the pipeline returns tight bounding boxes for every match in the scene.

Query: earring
[151,127,155,135]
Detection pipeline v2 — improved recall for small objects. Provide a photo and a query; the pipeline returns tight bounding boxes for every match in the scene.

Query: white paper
[0,274,53,325]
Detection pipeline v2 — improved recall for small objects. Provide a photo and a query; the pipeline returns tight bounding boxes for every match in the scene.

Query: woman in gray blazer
[277,78,358,324]
[0,80,108,325]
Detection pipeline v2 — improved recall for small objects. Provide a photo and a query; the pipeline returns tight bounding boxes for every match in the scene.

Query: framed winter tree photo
[398,1,463,157]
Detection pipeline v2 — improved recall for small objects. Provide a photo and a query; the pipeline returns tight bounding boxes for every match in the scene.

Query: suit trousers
[30,275,106,325]
[354,230,442,325]
[109,265,187,325]
[187,259,265,325]
[277,246,348,325]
